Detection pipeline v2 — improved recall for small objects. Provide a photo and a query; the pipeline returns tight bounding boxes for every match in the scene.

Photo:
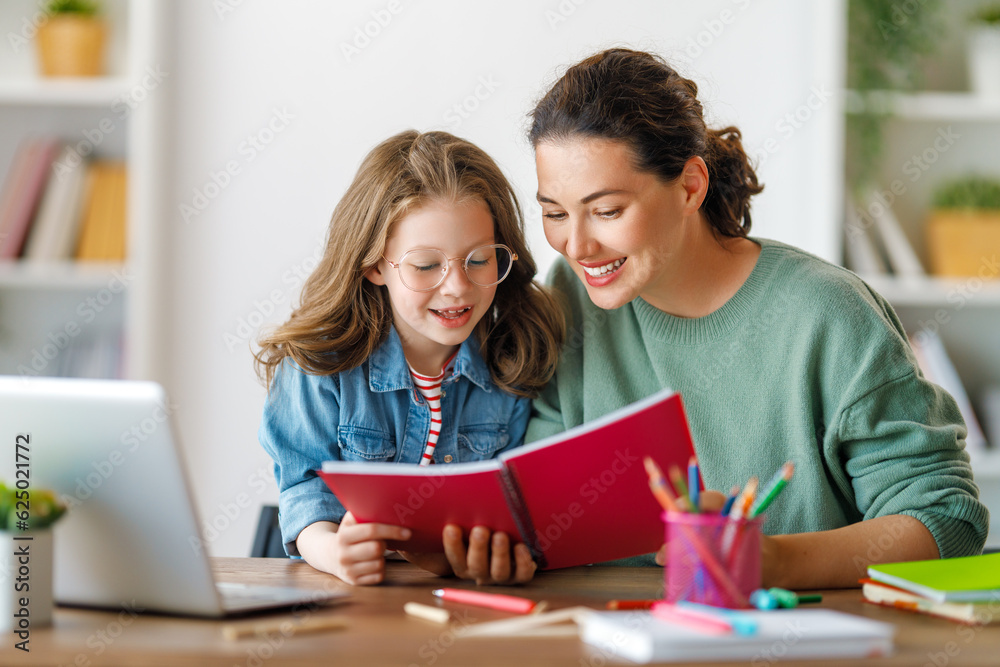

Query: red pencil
[606,599,658,610]
[431,588,537,614]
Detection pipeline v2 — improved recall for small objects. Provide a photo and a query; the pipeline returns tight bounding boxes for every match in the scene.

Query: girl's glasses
[383,244,517,292]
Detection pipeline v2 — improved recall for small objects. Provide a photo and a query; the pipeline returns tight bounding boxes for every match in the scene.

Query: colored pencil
[748,462,795,518]
[651,601,733,635]
[432,588,537,614]
[688,456,700,514]
[643,457,749,607]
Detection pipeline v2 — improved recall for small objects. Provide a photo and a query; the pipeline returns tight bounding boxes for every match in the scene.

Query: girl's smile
[429,305,474,327]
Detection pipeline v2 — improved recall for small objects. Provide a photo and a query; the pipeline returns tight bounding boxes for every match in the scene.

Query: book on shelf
[23,145,90,262]
[843,190,888,278]
[0,137,60,260]
[579,608,895,663]
[861,188,925,278]
[76,161,127,262]
[318,388,696,570]
[868,552,1000,604]
[909,330,988,451]
[862,578,1000,624]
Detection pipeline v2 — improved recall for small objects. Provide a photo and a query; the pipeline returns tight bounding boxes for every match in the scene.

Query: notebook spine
[497,465,547,570]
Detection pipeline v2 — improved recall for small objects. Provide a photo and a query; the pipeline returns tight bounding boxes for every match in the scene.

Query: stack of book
[865,552,1000,624]
[0,137,127,263]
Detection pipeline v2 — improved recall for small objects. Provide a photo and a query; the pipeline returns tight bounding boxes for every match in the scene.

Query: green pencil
[748,462,794,518]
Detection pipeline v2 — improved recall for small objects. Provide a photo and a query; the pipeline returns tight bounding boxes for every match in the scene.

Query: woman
[523,48,988,589]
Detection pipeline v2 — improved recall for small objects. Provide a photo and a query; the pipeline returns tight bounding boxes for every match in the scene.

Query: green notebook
[868,552,1000,603]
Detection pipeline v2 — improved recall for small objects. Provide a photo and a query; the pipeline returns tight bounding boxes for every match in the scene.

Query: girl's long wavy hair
[254,130,564,397]
[529,48,764,237]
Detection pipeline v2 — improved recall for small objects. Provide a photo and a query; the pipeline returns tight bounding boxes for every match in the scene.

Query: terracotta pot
[926,209,1000,277]
[36,15,106,77]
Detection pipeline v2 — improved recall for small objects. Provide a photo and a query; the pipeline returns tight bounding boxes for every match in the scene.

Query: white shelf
[0,77,133,106]
[861,275,1000,307]
[0,261,128,290]
[0,0,164,380]
[845,90,1000,122]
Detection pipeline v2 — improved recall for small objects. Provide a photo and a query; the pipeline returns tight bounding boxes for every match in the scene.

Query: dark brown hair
[254,130,565,397]
[529,48,763,237]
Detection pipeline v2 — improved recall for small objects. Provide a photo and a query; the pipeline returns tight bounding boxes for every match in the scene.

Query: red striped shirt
[409,352,458,465]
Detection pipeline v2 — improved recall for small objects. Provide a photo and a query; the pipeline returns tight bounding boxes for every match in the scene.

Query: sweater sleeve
[259,361,347,556]
[834,368,990,558]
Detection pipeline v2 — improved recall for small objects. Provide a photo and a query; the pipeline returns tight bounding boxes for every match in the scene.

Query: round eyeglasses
[382,244,517,292]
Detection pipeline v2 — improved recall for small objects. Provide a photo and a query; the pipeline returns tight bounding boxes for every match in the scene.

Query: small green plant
[933,176,1000,210]
[46,0,101,16]
[971,3,1000,25]
[0,482,67,531]
[847,0,945,191]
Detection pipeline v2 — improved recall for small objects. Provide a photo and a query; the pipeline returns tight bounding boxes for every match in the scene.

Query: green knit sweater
[527,238,989,562]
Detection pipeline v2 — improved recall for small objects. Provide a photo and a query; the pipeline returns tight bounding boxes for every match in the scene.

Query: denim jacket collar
[368,326,493,394]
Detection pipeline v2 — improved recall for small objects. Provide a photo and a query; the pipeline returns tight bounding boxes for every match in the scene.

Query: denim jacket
[259,327,531,556]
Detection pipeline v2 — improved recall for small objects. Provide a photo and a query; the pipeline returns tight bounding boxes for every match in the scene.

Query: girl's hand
[295,512,411,586]
[441,525,537,585]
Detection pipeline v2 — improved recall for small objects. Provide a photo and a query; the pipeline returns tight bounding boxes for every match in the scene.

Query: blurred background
[1,0,997,556]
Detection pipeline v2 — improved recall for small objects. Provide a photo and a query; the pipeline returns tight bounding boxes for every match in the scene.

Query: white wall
[163,0,844,556]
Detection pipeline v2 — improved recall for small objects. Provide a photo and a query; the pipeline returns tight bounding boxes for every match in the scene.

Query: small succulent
[46,0,101,16]
[933,177,1000,210]
[0,482,67,531]
[970,3,1000,25]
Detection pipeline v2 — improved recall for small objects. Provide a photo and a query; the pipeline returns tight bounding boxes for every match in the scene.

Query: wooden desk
[3,558,998,666]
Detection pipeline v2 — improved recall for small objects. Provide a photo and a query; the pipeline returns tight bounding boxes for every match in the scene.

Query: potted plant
[35,0,106,77]
[846,0,944,190]
[926,176,1000,277]
[0,482,67,632]
[968,3,1000,97]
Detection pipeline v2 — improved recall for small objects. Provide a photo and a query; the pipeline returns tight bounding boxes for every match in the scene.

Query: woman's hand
[295,512,411,585]
[429,524,536,584]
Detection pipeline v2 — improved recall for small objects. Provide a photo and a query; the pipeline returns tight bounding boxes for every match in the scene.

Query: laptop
[0,375,348,617]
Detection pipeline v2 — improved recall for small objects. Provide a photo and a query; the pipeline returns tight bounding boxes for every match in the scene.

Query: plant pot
[926,209,1000,277]
[967,25,1000,98]
[0,530,54,634]
[35,15,106,77]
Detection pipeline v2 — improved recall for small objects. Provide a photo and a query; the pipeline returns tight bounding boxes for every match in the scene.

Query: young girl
[523,48,989,588]
[256,130,564,585]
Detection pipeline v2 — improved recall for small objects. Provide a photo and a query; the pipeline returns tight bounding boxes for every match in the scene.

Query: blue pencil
[688,456,700,513]
[720,485,739,516]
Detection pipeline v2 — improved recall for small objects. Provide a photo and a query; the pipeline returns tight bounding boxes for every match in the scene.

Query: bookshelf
[0,0,165,381]
[842,6,1000,545]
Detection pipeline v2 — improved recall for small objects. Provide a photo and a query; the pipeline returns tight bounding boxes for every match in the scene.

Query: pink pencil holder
[662,511,762,609]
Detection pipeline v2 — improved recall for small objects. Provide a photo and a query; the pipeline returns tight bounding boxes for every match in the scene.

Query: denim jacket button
[443,454,453,463]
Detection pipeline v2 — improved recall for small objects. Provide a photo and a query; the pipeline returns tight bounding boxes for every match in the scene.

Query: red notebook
[318,388,696,570]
